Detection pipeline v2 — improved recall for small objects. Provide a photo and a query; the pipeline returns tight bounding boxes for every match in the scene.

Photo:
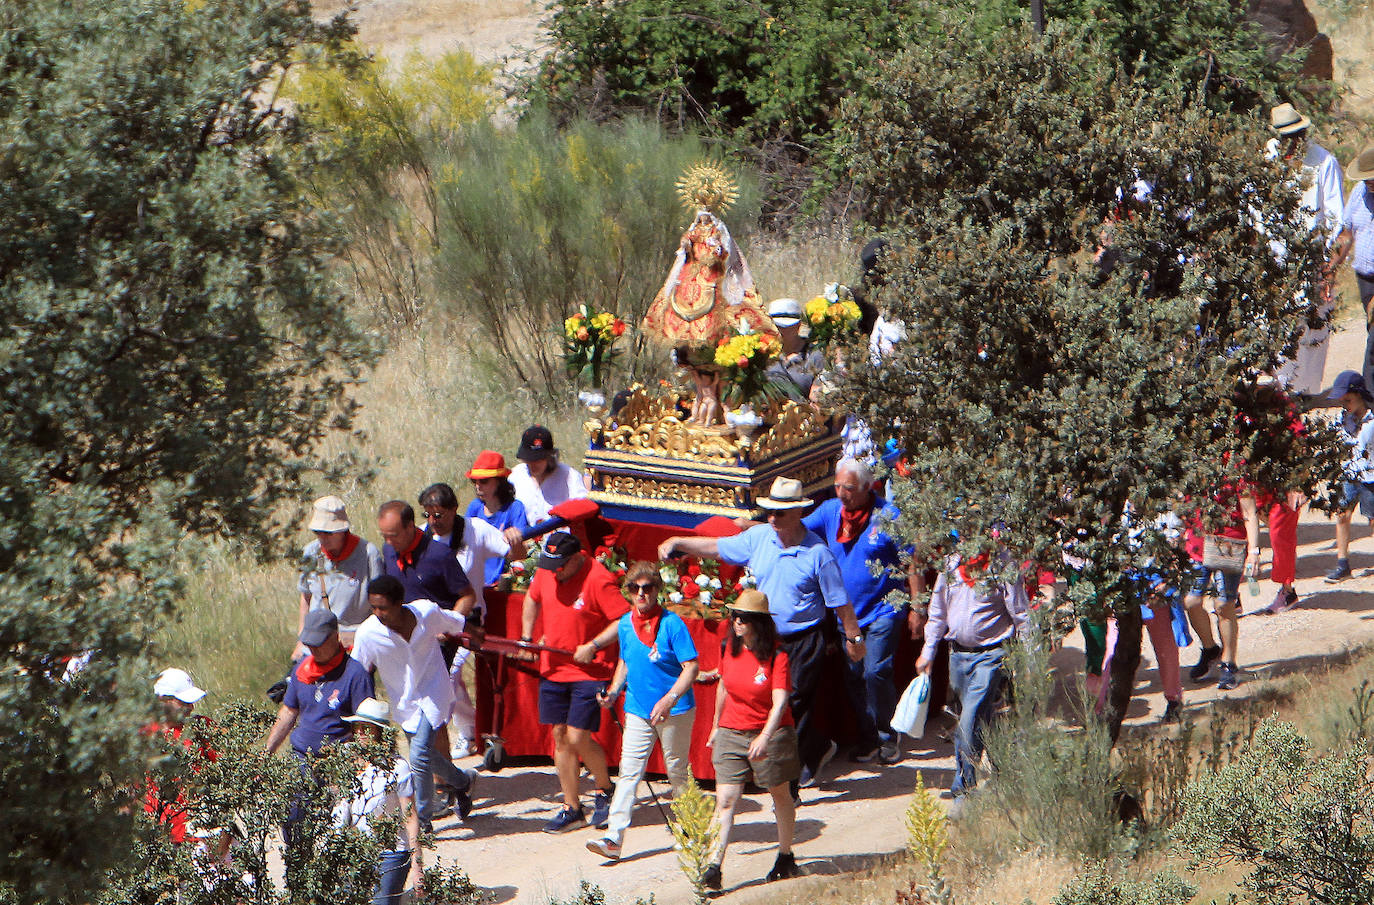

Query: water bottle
[1248,575,1260,598]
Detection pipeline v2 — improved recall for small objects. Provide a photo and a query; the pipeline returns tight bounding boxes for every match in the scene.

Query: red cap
[466,450,511,480]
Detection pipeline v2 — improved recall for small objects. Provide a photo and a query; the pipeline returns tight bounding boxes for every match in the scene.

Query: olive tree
[0,0,370,900]
[833,23,1344,739]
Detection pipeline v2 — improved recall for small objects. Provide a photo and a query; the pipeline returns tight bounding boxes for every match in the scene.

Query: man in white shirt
[510,425,587,526]
[420,481,510,757]
[351,575,478,833]
[1266,102,1346,395]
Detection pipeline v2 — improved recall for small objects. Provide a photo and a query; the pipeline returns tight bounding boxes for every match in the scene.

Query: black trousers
[1359,273,1374,393]
[779,625,829,772]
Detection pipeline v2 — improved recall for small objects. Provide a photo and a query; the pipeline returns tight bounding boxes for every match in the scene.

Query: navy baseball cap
[299,608,339,646]
[517,425,555,461]
[537,531,582,570]
[1326,370,1371,401]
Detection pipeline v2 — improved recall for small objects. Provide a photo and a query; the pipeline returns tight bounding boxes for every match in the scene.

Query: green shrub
[1175,718,1374,905]
[669,773,719,905]
[1051,862,1194,905]
[970,624,1125,860]
[291,46,498,328]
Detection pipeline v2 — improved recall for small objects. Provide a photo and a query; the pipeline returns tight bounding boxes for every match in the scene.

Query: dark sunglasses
[628,583,658,595]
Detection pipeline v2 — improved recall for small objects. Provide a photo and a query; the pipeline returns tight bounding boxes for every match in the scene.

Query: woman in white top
[338,699,422,904]
[510,425,587,525]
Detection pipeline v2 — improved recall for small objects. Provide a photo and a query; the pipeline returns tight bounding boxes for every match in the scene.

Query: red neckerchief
[324,532,360,563]
[958,553,990,588]
[836,504,872,545]
[630,603,663,646]
[394,530,423,572]
[295,649,346,684]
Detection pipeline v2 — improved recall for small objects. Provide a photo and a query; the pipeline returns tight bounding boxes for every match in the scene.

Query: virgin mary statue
[642,164,776,425]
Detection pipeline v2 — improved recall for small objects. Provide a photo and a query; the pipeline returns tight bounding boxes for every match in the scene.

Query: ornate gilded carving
[601,475,739,509]
[750,400,831,461]
[586,385,835,466]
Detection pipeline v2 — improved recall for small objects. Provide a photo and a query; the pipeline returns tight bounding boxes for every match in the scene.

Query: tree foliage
[291,46,498,327]
[531,0,1317,215]
[834,24,1344,621]
[0,0,368,899]
[1176,718,1374,905]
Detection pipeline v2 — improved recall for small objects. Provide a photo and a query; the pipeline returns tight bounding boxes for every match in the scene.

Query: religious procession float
[568,163,863,528]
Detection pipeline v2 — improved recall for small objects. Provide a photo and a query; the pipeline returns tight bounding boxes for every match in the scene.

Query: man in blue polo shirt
[804,458,918,765]
[659,476,863,789]
[377,499,475,613]
[264,609,375,844]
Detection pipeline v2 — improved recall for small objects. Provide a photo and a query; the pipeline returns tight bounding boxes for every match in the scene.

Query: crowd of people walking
[144,109,1374,902]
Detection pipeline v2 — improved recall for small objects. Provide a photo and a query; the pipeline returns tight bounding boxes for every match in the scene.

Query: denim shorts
[1342,480,1374,519]
[538,679,604,731]
[1188,563,1240,603]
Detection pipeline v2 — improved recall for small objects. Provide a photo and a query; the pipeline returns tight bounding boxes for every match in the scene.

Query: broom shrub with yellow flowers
[713,329,782,406]
[804,282,863,349]
[564,304,628,387]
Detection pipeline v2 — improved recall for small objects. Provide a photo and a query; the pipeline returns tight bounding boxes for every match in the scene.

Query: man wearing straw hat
[659,476,864,790]
[1330,144,1374,388]
[1265,102,1346,395]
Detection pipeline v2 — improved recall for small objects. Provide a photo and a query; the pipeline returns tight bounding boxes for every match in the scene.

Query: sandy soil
[426,321,1374,905]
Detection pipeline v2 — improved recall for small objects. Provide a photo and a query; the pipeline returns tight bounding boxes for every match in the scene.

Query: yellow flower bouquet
[804,282,862,349]
[713,329,782,405]
[564,304,628,387]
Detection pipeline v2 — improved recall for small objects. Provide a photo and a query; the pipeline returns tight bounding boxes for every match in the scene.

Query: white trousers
[449,649,475,749]
[605,710,694,844]
[1277,296,1334,396]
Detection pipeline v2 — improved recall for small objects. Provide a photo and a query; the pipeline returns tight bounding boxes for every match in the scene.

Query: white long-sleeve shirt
[352,600,465,734]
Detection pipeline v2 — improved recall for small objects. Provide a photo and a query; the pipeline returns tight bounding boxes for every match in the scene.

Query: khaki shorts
[711,725,801,789]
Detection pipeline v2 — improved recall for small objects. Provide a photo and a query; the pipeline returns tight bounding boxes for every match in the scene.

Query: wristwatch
[847,634,863,644]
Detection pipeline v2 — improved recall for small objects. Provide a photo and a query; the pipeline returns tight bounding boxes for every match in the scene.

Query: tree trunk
[1030,0,1045,34]
[1104,604,1142,744]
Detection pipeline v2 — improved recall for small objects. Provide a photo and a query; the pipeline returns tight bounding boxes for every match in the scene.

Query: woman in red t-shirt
[1182,482,1260,691]
[705,590,801,891]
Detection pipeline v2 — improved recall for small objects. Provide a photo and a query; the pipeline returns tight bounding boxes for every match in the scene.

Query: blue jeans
[948,646,1006,796]
[407,713,470,831]
[375,849,412,904]
[843,612,900,749]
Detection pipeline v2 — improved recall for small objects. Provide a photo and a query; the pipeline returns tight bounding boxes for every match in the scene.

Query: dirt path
[430,319,1374,905]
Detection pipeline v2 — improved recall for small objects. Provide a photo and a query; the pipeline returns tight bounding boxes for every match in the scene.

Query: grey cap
[299,608,339,647]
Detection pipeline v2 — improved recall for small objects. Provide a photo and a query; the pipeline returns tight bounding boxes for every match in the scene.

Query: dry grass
[316,0,545,64]
[748,227,865,304]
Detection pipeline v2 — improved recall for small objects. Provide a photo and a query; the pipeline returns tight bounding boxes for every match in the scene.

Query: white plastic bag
[890,673,931,739]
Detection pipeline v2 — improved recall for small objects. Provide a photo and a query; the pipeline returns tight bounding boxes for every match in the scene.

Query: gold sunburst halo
[676,162,740,215]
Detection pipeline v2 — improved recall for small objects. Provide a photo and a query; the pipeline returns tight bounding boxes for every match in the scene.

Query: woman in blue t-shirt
[463,450,530,585]
[576,561,699,863]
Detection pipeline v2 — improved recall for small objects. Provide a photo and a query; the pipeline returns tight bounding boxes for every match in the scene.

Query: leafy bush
[0,0,368,900]
[833,23,1343,734]
[1051,862,1194,905]
[97,703,483,905]
[970,625,1126,860]
[433,112,760,396]
[292,46,498,327]
[669,773,720,905]
[532,0,1316,216]
[1175,718,1374,905]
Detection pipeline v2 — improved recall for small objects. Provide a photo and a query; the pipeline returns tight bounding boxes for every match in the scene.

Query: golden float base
[582,386,842,524]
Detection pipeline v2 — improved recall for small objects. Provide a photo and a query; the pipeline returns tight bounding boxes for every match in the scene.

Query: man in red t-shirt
[521,532,629,834]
